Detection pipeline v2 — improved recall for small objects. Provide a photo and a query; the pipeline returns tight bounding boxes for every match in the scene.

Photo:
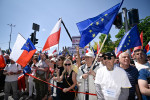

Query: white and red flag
[145,41,150,52]
[115,47,122,58]
[0,48,6,68]
[97,43,100,54]
[42,19,62,52]
[10,34,36,67]
[52,49,57,55]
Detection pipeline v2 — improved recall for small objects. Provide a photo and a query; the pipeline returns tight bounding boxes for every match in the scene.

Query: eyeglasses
[104,56,112,60]
[98,56,102,58]
[64,63,71,66]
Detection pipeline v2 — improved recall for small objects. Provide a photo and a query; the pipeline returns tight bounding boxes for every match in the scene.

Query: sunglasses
[98,56,103,58]
[104,56,112,60]
[57,59,61,61]
[64,63,71,66]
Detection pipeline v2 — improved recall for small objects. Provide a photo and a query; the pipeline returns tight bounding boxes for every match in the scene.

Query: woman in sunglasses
[56,59,77,100]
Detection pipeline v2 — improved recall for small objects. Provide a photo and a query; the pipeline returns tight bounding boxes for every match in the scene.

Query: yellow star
[124,45,126,47]
[104,14,108,16]
[92,34,95,37]
[101,18,104,22]
[127,33,129,35]
[120,45,122,47]
[128,36,130,38]
[90,23,93,26]
[96,22,99,25]
[89,30,92,33]
[127,43,129,45]
[128,40,130,42]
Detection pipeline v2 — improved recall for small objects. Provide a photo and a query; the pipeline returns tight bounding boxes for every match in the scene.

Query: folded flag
[0,48,6,68]
[117,25,142,53]
[76,0,124,48]
[10,34,36,67]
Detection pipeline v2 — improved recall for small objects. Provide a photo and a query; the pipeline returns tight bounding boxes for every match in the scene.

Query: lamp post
[7,24,15,51]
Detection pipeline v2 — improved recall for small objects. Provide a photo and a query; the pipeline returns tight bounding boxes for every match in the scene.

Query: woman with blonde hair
[56,59,77,100]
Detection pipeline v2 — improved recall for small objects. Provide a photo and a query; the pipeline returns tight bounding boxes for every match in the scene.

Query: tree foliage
[115,16,150,47]
[98,34,115,52]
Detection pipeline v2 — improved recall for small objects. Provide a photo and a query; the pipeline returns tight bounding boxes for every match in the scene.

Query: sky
[0,0,150,53]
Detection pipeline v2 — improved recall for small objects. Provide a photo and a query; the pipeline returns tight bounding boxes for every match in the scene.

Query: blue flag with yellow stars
[21,38,36,52]
[117,25,142,54]
[76,0,124,48]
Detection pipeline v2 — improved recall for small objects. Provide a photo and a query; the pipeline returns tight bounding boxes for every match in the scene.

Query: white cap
[85,52,95,58]
[51,57,56,62]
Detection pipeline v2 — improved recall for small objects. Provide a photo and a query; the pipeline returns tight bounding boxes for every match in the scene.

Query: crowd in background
[1,47,150,100]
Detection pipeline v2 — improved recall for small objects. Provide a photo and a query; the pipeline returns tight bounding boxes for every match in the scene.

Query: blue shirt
[124,66,139,100]
[138,69,150,100]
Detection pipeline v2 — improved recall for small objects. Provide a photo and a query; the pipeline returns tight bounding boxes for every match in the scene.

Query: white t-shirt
[95,65,131,100]
[4,63,21,82]
[28,63,38,82]
[135,61,150,71]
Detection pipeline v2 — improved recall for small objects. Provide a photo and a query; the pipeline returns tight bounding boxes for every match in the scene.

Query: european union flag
[23,65,31,74]
[117,25,142,53]
[77,1,124,48]
[21,38,36,52]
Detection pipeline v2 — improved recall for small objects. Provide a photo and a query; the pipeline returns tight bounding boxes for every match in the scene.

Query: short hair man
[134,49,150,99]
[134,49,149,71]
[95,52,131,100]
[119,52,141,100]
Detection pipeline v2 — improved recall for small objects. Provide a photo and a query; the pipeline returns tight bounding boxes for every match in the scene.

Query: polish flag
[97,43,100,54]
[10,34,36,67]
[0,48,6,68]
[115,47,122,57]
[145,41,150,52]
[42,19,62,52]
[52,49,57,55]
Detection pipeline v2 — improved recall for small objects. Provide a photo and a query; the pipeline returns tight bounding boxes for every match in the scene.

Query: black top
[62,70,74,89]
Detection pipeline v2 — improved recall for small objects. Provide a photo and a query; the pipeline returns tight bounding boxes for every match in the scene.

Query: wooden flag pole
[90,34,107,70]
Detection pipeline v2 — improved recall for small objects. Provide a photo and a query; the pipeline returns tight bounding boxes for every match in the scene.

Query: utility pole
[122,8,131,56]
[7,24,15,51]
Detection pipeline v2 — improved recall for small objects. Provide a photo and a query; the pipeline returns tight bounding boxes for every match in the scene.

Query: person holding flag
[77,50,99,100]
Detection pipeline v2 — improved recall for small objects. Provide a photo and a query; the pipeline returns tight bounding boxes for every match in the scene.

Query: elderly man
[95,52,131,100]
[119,52,141,100]
[3,58,21,100]
[134,49,150,99]
[77,51,99,100]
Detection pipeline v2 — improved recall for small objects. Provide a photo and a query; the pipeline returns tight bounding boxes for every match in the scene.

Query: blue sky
[0,0,150,53]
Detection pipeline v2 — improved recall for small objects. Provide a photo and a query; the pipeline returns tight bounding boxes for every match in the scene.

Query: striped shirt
[124,65,139,100]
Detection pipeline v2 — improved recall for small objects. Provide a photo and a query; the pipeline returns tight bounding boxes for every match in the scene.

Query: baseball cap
[85,52,95,58]
[103,52,116,58]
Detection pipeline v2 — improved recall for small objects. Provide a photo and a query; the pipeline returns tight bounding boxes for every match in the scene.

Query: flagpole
[91,35,107,69]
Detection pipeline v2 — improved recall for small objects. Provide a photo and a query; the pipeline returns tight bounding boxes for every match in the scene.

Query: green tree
[99,34,115,52]
[138,16,150,46]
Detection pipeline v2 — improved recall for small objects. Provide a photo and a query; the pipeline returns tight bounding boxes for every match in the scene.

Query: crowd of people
[0,47,150,100]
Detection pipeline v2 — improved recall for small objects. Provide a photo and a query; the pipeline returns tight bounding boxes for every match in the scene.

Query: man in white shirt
[134,49,150,71]
[3,58,21,100]
[134,49,150,99]
[95,52,131,100]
